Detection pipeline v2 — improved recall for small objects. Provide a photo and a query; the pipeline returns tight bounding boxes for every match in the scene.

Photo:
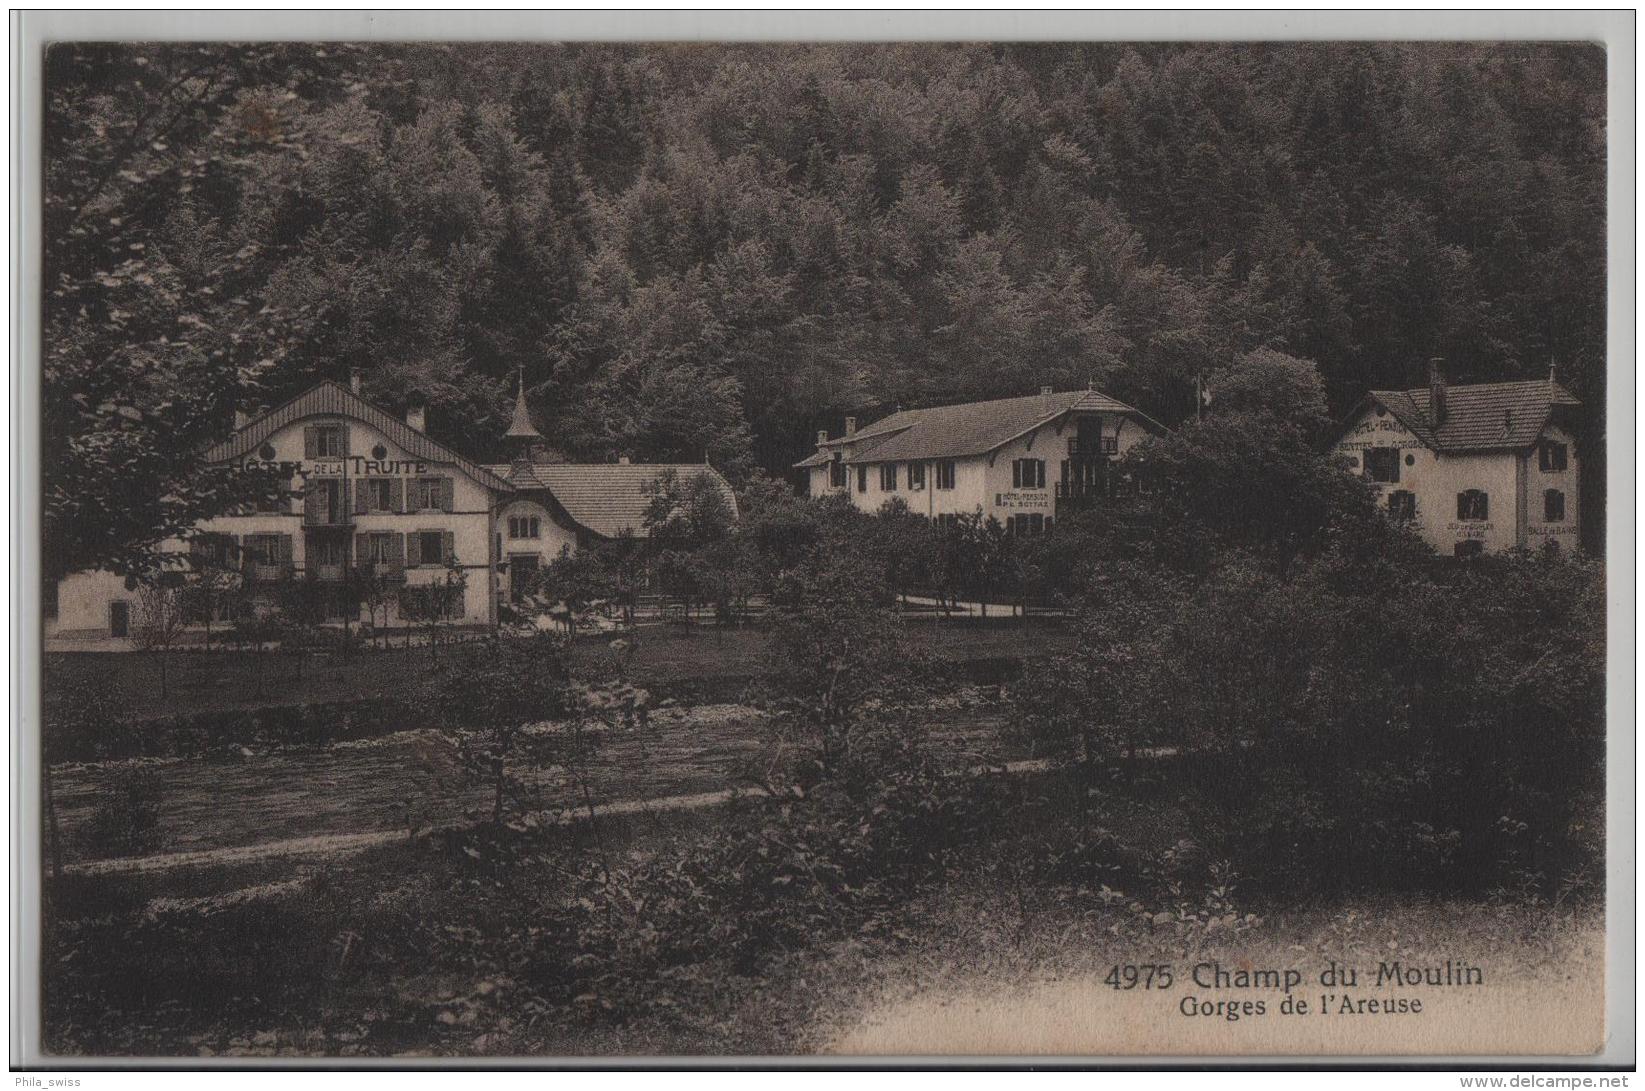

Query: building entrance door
[509,555,540,602]
[109,600,130,638]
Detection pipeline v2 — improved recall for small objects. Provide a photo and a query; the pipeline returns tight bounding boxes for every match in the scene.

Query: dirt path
[53,701,1016,874]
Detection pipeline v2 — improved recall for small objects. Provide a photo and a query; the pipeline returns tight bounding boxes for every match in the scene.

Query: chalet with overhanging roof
[796,385,1169,533]
[45,376,736,643]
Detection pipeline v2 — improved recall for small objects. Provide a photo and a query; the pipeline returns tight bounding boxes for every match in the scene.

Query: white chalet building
[46,377,736,643]
[1332,367,1581,556]
[796,386,1168,532]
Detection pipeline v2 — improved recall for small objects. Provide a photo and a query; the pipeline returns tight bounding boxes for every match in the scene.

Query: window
[880,463,898,491]
[314,425,344,458]
[830,457,847,488]
[1388,490,1417,523]
[309,536,344,567]
[419,531,445,566]
[1012,458,1046,489]
[857,465,868,493]
[1010,513,1046,536]
[1363,447,1401,483]
[508,515,541,539]
[362,533,394,564]
[1539,441,1568,472]
[241,534,273,565]
[936,460,956,490]
[367,478,392,512]
[1544,489,1566,522]
[413,477,451,512]
[1456,490,1489,522]
[909,462,926,490]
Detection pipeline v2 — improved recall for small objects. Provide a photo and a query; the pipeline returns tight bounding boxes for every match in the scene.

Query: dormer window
[1539,441,1568,472]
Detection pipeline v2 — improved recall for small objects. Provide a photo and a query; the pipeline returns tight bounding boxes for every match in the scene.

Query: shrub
[79,768,164,858]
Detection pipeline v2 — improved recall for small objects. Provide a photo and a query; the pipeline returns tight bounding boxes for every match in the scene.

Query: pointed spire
[504,367,543,441]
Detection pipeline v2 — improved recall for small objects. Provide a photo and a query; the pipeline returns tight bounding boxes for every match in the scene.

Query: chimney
[1549,363,1558,385]
[816,429,828,446]
[1428,358,1447,428]
[845,417,857,436]
[1041,385,1054,396]
[349,369,362,395]
[406,398,427,433]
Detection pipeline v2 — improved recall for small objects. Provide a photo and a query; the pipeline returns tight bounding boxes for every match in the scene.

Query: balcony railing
[1067,436,1118,457]
[245,562,293,583]
[303,505,352,527]
[353,561,406,583]
[310,563,347,582]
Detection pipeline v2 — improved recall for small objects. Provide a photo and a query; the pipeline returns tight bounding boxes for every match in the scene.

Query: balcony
[1055,481,1106,513]
[353,561,406,584]
[302,481,351,526]
[245,562,293,583]
[310,563,347,582]
[1068,436,1118,457]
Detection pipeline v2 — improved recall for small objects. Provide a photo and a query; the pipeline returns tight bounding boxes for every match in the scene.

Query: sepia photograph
[15,14,1631,1067]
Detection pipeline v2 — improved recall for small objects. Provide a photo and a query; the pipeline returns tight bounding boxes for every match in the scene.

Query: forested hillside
[44,42,1606,575]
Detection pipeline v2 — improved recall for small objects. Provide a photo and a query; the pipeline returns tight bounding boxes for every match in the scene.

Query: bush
[46,697,419,764]
[79,768,164,858]
[1014,546,1606,899]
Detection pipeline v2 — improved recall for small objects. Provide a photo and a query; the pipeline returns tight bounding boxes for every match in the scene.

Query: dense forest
[44,42,1607,577]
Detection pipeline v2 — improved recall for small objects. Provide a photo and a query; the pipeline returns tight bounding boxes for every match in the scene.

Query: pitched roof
[1363,379,1581,452]
[487,462,737,539]
[794,388,1165,468]
[204,381,514,492]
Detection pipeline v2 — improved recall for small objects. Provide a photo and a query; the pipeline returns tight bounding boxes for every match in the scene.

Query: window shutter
[341,479,351,520]
[1012,461,1021,488]
[355,480,369,515]
[277,534,293,566]
[390,532,405,566]
[442,530,455,563]
[390,478,404,514]
[304,426,318,459]
[407,532,423,567]
[304,483,320,522]
[339,425,351,457]
[440,478,455,513]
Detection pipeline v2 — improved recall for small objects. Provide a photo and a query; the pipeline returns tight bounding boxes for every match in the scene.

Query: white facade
[46,381,737,644]
[1333,404,1580,555]
[802,390,1162,531]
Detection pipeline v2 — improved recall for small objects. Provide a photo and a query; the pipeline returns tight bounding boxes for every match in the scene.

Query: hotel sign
[240,456,431,477]
[995,490,1052,511]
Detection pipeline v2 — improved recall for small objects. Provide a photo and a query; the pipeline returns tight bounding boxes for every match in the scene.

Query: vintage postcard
[14,12,1631,1069]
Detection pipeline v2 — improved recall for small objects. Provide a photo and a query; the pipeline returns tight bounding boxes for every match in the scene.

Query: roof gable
[205,382,514,492]
[796,388,1164,467]
[1359,379,1580,453]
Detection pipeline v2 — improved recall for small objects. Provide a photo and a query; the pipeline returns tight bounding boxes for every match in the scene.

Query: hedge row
[46,696,423,765]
